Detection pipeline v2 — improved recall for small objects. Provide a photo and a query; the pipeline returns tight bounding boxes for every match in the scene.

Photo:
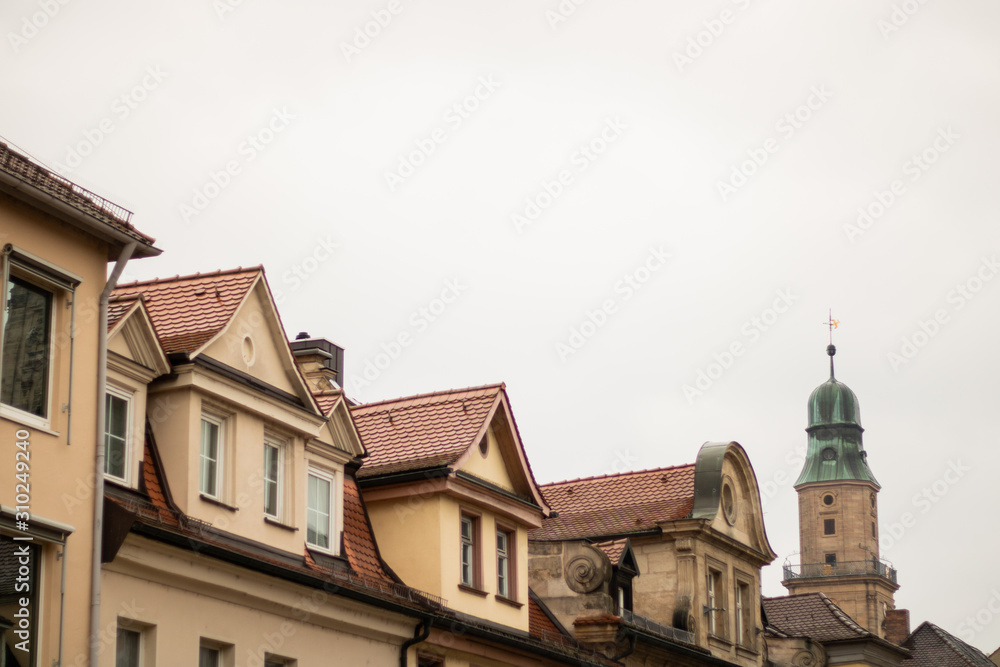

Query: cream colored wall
[367,494,445,596]
[0,194,137,667]
[458,428,513,490]
[148,381,348,556]
[99,536,414,667]
[367,491,529,632]
[200,284,299,397]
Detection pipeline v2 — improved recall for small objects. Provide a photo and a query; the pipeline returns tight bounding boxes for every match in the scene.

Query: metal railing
[0,141,133,225]
[620,609,695,644]
[783,559,898,584]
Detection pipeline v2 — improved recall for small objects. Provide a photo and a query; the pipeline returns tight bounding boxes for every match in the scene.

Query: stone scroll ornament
[792,648,820,666]
[565,554,607,594]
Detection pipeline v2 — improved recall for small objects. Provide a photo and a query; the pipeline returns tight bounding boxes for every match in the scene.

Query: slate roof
[531,465,695,541]
[903,622,996,667]
[763,593,871,642]
[112,267,260,355]
[352,384,503,478]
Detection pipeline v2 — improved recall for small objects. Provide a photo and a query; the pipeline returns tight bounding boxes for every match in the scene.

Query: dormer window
[104,388,132,482]
[263,438,285,520]
[459,512,481,590]
[307,468,335,553]
[200,413,226,499]
[496,525,516,600]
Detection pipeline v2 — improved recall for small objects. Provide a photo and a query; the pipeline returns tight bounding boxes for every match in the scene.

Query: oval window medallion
[721,481,737,525]
[241,335,255,365]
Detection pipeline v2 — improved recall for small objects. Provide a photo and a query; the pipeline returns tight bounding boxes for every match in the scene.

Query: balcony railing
[0,141,133,225]
[783,559,898,585]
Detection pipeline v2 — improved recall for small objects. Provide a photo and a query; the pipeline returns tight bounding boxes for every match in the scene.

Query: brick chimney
[288,333,345,392]
[884,608,910,645]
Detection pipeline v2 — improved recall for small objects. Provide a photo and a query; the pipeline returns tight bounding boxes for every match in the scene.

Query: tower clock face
[822,447,837,461]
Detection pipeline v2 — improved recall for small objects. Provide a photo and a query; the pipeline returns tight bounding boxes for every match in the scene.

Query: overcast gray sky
[4,0,999,652]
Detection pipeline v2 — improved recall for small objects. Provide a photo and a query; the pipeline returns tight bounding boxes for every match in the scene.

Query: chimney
[289,333,345,392]
[884,609,910,645]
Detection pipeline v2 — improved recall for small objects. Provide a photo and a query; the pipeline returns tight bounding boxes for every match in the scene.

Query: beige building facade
[0,142,159,667]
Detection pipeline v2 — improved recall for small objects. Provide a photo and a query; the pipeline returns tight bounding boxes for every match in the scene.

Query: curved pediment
[690,441,776,563]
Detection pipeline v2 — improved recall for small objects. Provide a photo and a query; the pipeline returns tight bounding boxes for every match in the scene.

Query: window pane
[116,628,140,667]
[200,646,219,667]
[105,393,129,479]
[200,419,220,496]
[2,276,52,417]
[264,444,279,516]
[307,474,331,548]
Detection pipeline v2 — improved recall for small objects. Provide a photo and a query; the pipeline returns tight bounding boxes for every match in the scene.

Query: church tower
[782,344,899,637]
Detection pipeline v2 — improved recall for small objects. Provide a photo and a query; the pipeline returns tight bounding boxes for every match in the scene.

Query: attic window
[478,434,488,457]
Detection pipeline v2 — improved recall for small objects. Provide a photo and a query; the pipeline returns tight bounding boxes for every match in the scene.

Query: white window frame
[306,467,338,554]
[263,437,285,520]
[200,412,226,500]
[104,386,133,484]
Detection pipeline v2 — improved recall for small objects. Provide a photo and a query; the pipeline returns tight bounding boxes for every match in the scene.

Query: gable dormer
[112,268,345,559]
[353,383,549,632]
[104,296,169,489]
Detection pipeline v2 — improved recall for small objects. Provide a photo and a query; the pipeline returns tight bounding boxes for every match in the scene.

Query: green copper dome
[808,378,861,428]
[795,345,879,488]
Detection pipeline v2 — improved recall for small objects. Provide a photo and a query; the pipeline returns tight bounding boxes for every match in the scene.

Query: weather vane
[823,309,839,345]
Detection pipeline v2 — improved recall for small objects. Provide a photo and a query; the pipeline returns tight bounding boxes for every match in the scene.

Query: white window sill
[0,405,58,436]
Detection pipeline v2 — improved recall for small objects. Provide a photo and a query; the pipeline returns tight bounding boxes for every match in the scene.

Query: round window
[823,494,835,506]
[721,482,737,525]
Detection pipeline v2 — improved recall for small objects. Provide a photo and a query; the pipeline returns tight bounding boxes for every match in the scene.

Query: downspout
[58,540,68,667]
[89,241,136,667]
[64,285,77,445]
[612,630,637,662]
[399,617,432,667]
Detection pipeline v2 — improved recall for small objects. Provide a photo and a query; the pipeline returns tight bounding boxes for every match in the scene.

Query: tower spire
[823,309,839,379]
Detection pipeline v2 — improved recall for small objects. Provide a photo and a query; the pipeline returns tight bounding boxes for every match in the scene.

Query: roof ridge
[541,462,696,487]
[115,265,263,289]
[352,382,505,410]
[818,593,869,636]
[927,622,992,666]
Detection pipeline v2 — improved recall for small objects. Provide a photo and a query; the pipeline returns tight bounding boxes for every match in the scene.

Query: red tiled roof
[903,622,996,667]
[531,465,695,541]
[112,267,260,354]
[592,538,628,567]
[763,593,871,642]
[314,389,343,416]
[0,141,156,248]
[529,596,566,639]
[352,384,502,478]
[342,475,395,581]
[107,294,142,331]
